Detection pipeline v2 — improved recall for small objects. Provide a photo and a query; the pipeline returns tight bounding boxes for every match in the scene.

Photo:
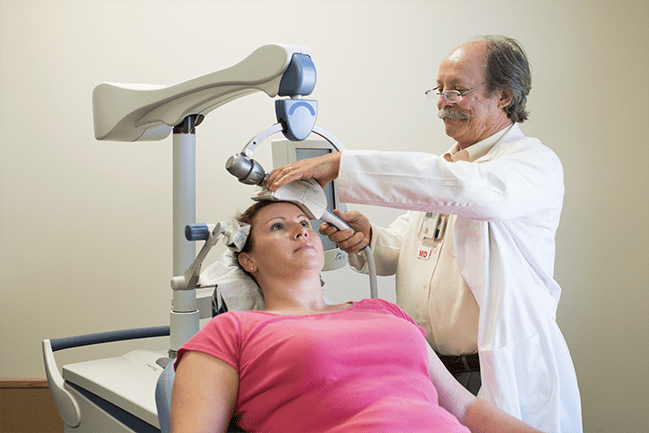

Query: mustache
[438,108,471,120]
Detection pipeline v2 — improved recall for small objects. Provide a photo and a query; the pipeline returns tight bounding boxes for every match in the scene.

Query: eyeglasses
[425,83,487,103]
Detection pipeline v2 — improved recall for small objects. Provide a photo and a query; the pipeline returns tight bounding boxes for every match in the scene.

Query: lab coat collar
[444,123,517,163]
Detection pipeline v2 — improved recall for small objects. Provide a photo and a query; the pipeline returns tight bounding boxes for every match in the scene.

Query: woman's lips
[295,242,315,252]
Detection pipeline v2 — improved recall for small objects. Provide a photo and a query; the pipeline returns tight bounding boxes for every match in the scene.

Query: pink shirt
[176,298,469,433]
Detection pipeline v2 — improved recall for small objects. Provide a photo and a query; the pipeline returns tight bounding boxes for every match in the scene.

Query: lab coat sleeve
[337,138,564,222]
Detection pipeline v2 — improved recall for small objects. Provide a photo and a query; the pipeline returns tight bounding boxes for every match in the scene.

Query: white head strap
[222,220,251,253]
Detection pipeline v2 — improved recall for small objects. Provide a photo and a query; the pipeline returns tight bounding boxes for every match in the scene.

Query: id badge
[419,212,439,240]
[417,212,438,260]
[418,212,448,260]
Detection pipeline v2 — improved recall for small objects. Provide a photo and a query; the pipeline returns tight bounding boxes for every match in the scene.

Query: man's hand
[266,152,342,191]
[319,209,371,254]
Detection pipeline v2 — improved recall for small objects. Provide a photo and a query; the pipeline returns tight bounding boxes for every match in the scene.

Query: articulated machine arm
[92,43,316,142]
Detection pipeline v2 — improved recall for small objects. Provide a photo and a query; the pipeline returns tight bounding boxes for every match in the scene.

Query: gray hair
[478,35,532,123]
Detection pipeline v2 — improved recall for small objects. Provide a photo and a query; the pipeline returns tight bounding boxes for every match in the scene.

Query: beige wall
[1,1,647,431]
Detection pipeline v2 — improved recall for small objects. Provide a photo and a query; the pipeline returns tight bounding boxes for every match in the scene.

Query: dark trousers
[452,370,481,396]
[439,353,481,396]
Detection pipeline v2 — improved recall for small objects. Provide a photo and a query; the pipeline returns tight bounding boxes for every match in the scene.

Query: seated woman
[171,200,542,433]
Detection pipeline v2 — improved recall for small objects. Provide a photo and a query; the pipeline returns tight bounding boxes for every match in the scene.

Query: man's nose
[437,93,452,110]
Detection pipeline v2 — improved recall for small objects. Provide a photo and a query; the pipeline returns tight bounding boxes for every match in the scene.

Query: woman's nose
[294,223,309,239]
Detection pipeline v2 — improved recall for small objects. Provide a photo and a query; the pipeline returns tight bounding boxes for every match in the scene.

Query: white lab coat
[338,124,582,432]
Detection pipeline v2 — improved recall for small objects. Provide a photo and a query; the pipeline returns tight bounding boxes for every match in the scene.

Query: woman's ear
[238,252,256,273]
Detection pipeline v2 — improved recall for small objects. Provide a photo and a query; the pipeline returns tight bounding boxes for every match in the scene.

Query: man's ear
[499,91,512,109]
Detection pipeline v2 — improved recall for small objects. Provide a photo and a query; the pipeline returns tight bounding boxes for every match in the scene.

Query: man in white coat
[266,35,582,433]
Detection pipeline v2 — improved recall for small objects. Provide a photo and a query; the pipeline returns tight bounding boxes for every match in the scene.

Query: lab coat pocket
[487,333,552,417]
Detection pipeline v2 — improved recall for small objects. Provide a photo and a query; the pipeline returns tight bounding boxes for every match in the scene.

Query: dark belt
[438,353,480,375]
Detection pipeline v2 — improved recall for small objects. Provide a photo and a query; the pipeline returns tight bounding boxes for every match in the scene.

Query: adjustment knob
[185,224,210,241]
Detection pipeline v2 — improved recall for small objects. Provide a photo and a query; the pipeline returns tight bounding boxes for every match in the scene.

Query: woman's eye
[270,222,284,231]
[300,221,311,228]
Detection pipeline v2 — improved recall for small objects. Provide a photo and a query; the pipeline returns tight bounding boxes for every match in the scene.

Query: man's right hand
[266,152,341,192]
[319,209,371,254]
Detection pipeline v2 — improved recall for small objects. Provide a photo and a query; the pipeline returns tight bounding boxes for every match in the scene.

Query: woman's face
[239,202,324,280]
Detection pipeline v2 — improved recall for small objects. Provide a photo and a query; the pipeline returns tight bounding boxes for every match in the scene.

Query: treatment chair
[154,362,175,433]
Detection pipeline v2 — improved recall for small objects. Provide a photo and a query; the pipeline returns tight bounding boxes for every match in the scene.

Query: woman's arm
[171,351,239,433]
[463,398,543,433]
[426,344,474,422]
[426,345,543,433]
